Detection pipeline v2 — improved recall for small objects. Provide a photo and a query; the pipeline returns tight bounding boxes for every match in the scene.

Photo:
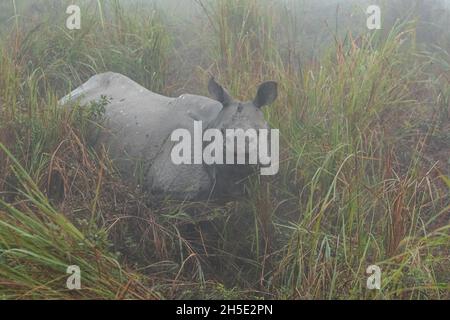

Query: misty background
[1,0,449,94]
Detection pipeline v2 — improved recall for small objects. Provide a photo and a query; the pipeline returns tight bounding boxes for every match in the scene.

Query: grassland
[0,0,449,299]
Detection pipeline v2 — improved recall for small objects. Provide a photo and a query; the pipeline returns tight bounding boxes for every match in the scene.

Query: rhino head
[205,77,278,198]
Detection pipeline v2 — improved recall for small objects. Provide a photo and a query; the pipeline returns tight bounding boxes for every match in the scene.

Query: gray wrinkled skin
[60,72,277,201]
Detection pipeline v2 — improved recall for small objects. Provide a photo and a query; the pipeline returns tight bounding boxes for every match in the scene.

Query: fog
[0,0,449,300]
[4,1,448,51]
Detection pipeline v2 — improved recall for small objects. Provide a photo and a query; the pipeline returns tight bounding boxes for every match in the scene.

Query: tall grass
[0,142,162,299]
[195,0,449,299]
[4,0,170,96]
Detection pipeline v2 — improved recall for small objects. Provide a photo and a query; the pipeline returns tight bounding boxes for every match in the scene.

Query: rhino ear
[254,81,278,108]
[208,77,232,106]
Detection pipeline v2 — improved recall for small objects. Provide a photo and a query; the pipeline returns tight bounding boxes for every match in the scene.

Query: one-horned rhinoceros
[60,72,278,201]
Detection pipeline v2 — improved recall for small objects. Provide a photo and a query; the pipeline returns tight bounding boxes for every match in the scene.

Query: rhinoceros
[60,72,278,201]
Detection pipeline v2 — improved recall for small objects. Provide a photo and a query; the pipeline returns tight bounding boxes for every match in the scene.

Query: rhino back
[61,72,222,191]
